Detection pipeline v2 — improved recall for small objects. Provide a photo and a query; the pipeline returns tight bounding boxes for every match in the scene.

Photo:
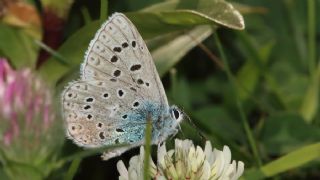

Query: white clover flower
[117,139,244,180]
[117,146,158,180]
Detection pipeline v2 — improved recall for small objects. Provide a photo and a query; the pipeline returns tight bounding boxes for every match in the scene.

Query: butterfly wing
[81,13,168,106]
[62,80,147,147]
[61,13,170,158]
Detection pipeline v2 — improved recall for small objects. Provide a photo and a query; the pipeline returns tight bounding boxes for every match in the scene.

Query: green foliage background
[0,0,319,179]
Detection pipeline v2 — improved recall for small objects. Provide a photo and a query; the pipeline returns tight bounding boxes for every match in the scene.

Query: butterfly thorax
[123,101,180,145]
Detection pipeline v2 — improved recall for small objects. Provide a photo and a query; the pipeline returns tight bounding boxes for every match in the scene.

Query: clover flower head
[0,58,63,179]
[117,139,244,180]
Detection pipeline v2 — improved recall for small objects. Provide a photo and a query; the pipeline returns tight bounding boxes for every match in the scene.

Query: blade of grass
[261,142,320,177]
[81,7,92,25]
[143,115,152,180]
[300,61,320,123]
[283,0,306,64]
[187,31,224,69]
[4,159,45,178]
[170,68,178,102]
[64,158,81,180]
[307,0,316,75]
[245,142,320,179]
[100,0,108,20]
[213,32,262,167]
[0,148,9,166]
[34,40,70,66]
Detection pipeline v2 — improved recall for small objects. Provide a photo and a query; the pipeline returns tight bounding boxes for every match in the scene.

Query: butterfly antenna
[177,123,186,139]
[183,110,208,142]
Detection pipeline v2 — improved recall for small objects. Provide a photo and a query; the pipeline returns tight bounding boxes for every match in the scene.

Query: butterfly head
[169,105,184,124]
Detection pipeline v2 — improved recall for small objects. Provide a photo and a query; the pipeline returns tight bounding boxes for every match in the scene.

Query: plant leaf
[236,40,275,100]
[39,0,245,84]
[152,25,213,76]
[0,24,39,68]
[261,112,320,154]
[38,20,102,84]
[39,19,212,84]
[142,0,245,30]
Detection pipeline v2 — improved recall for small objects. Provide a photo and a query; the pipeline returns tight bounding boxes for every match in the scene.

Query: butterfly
[61,13,184,160]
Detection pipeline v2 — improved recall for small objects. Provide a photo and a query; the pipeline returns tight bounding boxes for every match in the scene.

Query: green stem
[5,159,45,178]
[64,159,82,180]
[81,7,92,25]
[284,0,305,63]
[237,101,262,167]
[100,0,108,20]
[170,68,177,101]
[213,32,262,167]
[34,40,70,66]
[143,116,152,180]
[308,0,316,75]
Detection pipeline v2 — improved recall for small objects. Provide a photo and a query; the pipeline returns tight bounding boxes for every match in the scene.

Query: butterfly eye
[171,108,180,120]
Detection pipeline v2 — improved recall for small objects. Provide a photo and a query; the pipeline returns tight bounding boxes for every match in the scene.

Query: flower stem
[213,32,262,167]
[81,7,92,25]
[100,0,108,20]
[64,158,82,180]
[143,115,152,180]
[307,0,316,75]
[35,40,70,66]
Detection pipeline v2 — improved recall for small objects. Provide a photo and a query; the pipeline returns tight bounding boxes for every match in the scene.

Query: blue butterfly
[61,13,183,160]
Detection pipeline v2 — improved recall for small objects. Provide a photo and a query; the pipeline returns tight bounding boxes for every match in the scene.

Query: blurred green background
[0,0,319,179]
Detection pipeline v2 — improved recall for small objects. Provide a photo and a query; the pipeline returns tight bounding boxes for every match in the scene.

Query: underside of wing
[62,80,149,148]
[61,13,173,150]
[81,13,168,106]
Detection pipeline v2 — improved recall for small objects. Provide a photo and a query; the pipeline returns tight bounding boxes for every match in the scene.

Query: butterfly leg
[101,146,131,160]
[157,142,162,151]
[167,129,179,140]
[156,142,163,167]
[172,128,179,137]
